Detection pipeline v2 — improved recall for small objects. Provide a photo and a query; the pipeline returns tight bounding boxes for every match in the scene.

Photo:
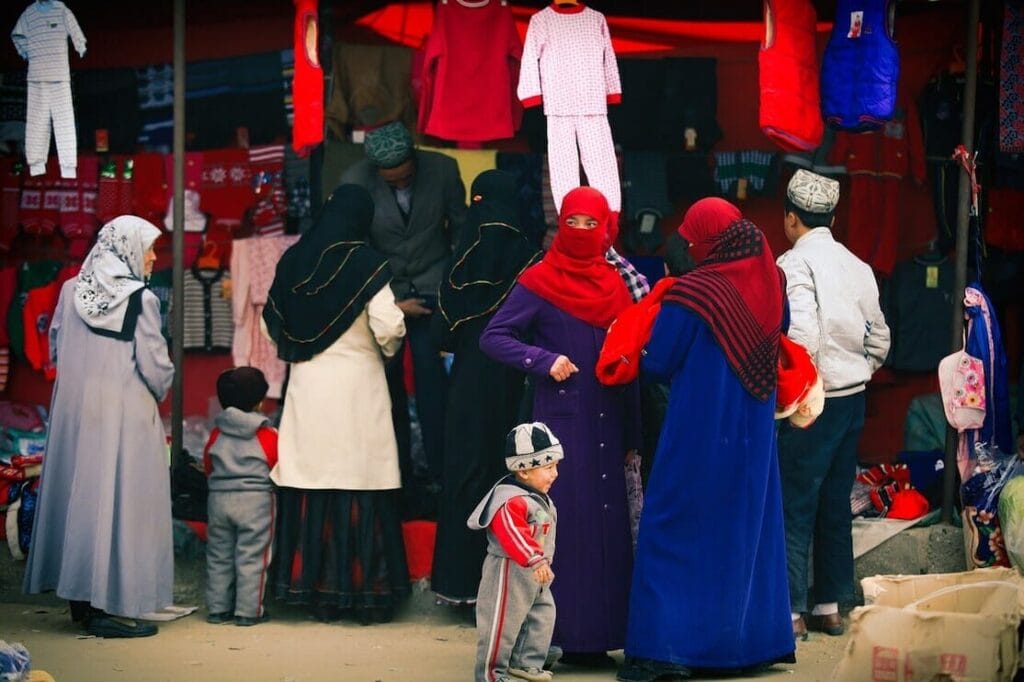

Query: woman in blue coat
[481,187,640,665]
[619,198,795,680]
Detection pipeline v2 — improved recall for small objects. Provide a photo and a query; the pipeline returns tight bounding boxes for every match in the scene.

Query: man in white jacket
[776,169,890,640]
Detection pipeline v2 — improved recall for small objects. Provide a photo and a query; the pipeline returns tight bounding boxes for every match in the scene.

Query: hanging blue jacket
[821,0,900,131]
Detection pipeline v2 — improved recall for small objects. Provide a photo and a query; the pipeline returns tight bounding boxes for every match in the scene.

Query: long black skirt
[273,488,410,622]
[430,319,526,605]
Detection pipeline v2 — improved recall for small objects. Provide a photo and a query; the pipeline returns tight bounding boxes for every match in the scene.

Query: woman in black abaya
[429,170,540,609]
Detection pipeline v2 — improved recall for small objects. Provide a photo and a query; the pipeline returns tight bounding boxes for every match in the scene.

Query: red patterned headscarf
[518,187,631,329]
[663,197,784,401]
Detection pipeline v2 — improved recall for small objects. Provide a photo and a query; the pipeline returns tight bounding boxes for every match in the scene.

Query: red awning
[355,2,832,54]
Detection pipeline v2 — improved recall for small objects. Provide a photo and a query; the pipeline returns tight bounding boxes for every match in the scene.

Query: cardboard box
[833,569,1022,682]
[861,566,1022,608]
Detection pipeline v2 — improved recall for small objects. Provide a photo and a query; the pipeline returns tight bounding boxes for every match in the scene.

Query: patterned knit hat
[505,422,564,472]
[787,169,840,214]
[364,121,414,169]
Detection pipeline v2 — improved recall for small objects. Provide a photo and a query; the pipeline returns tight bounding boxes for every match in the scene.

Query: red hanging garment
[829,92,925,275]
[292,0,324,157]
[418,0,523,142]
[758,0,824,152]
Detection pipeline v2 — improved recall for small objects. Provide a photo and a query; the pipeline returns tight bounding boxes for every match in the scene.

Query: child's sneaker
[205,612,233,625]
[234,611,270,627]
[543,646,562,670]
[509,668,553,681]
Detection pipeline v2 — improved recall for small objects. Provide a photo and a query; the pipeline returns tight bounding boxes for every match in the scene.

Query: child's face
[518,461,559,494]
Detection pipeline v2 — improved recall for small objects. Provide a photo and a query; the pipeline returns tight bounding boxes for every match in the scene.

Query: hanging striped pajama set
[11,0,86,179]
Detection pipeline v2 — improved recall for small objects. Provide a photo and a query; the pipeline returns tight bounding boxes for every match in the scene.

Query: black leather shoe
[558,652,618,669]
[206,612,233,625]
[617,657,692,681]
[543,646,563,671]
[807,612,844,636]
[235,612,270,627]
[69,601,92,623]
[86,615,158,638]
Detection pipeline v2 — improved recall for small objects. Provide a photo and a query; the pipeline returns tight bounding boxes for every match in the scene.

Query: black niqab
[436,170,540,336]
[263,184,392,362]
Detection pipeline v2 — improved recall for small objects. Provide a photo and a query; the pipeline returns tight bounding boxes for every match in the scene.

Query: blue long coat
[624,303,795,669]
[480,284,640,653]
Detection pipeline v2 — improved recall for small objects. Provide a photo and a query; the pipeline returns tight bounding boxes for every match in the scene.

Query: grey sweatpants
[206,490,275,618]
[475,556,555,682]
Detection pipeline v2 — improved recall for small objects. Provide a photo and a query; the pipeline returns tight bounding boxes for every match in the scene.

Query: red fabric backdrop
[0,3,997,464]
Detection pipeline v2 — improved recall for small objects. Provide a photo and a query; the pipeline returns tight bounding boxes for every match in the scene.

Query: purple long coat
[480,284,640,653]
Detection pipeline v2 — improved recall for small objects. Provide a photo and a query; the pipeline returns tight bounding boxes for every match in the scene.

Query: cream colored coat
[271,286,406,490]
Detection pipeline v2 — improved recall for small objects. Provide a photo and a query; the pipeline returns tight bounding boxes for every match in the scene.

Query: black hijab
[263,184,392,362]
[436,170,540,336]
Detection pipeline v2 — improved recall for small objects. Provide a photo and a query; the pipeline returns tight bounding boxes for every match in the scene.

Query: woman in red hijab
[620,197,795,680]
[480,187,639,666]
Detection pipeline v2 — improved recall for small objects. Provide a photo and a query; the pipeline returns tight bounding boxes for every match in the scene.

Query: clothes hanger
[914,239,947,265]
[948,45,965,75]
[195,241,221,271]
[440,0,509,6]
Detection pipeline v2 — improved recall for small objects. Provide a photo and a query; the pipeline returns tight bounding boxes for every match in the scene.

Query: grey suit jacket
[340,150,467,300]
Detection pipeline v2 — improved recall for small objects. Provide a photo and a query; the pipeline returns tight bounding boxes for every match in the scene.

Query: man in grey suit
[340,121,467,497]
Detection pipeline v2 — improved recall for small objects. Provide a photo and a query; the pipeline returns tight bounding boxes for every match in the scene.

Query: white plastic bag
[0,640,30,682]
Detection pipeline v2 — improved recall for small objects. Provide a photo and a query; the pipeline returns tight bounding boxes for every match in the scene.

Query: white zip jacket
[777,227,891,397]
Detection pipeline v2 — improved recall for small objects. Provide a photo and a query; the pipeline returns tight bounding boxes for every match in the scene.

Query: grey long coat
[23,280,175,618]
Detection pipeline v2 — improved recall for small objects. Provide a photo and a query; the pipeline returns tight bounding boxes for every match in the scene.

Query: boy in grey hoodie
[468,422,562,682]
[203,367,278,626]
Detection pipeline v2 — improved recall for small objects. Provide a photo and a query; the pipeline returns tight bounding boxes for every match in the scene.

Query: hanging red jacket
[418,0,523,142]
[829,92,926,275]
[759,0,824,152]
[23,264,79,381]
[986,188,1024,252]
[292,0,323,157]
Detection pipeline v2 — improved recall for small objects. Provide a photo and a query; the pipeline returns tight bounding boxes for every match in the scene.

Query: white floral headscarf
[74,215,162,333]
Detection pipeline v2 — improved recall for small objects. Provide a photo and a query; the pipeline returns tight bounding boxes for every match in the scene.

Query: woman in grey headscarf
[23,216,175,639]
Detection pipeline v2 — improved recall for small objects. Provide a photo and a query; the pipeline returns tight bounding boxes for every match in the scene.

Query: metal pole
[941,0,980,525]
[170,0,185,462]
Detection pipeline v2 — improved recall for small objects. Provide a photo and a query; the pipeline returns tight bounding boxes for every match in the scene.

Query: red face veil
[551,186,610,260]
[517,187,631,329]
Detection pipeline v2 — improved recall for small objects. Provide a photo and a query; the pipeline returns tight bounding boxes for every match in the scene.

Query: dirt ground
[0,581,850,682]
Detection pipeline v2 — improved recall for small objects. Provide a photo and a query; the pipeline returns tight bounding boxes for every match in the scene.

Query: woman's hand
[548,355,579,382]
[625,449,639,466]
[396,298,433,317]
[533,563,554,585]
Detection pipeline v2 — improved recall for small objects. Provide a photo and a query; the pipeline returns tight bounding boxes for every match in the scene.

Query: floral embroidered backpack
[937,336,986,432]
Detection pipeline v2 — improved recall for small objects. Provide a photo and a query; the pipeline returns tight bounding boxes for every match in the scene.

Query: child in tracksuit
[204,367,278,626]
[469,422,562,682]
